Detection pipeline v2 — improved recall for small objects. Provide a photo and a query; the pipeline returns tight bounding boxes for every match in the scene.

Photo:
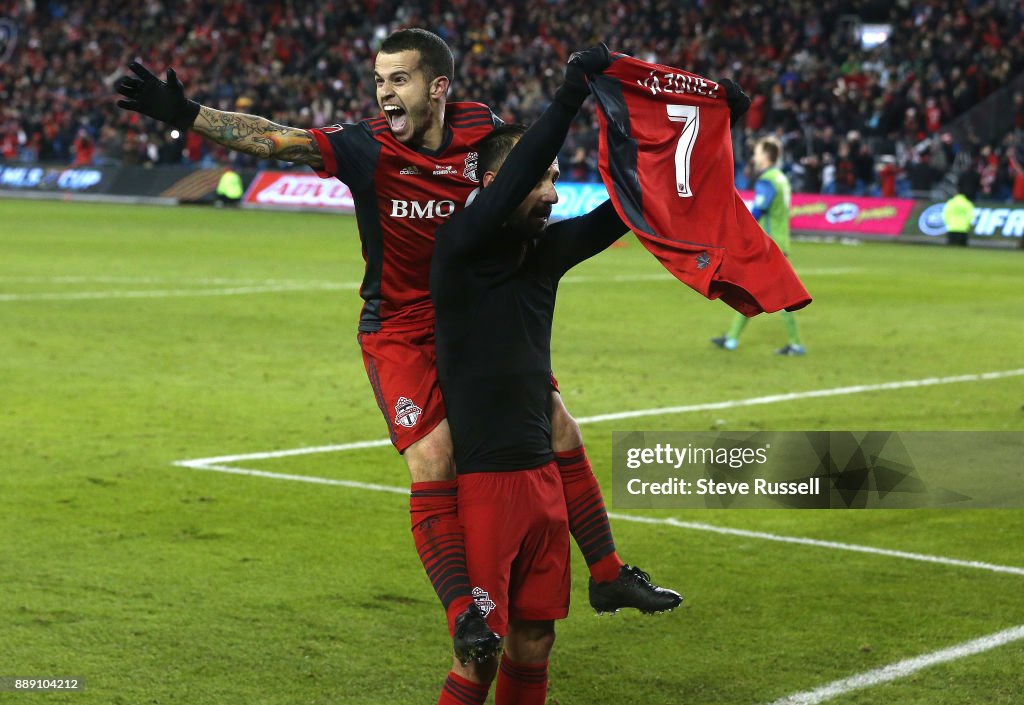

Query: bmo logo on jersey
[390,199,457,219]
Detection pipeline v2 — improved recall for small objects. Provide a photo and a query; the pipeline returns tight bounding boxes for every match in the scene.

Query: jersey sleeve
[534,200,629,277]
[751,178,776,221]
[307,123,379,191]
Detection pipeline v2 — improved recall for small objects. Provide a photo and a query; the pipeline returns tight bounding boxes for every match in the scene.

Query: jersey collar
[414,125,453,158]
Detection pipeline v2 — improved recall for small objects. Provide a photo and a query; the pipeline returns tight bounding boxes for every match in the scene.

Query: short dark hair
[478,124,527,177]
[380,29,454,84]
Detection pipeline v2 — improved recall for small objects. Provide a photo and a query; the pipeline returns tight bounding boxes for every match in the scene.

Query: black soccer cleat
[589,565,683,615]
[711,335,737,351]
[775,344,806,357]
[453,602,502,665]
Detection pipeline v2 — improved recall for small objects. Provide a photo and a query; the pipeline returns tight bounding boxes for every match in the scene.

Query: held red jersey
[308,103,500,331]
[590,55,811,316]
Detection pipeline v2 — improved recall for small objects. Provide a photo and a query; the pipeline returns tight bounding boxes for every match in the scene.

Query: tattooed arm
[191,107,324,169]
[115,62,324,168]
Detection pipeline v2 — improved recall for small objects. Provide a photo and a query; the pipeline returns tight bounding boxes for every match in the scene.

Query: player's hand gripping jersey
[589,55,811,316]
[309,104,501,331]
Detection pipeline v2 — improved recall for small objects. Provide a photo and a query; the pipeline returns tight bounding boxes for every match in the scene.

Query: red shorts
[458,462,571,636]
[359,325,560,453]
[358,325,446,453]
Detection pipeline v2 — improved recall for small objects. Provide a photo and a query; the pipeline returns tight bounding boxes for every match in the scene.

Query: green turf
[1,200,1022,704]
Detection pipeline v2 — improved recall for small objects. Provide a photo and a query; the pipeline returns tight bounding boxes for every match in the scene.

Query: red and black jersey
[308,103,501,332]
[590,55,811,316]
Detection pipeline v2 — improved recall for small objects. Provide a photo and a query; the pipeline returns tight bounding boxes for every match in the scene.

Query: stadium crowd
[2,0,1023,199]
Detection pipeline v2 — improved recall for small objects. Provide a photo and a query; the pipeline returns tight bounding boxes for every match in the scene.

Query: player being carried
[430,43,663,705]
[115,28,680,664]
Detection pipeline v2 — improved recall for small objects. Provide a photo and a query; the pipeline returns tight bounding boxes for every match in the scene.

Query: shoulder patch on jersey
[463,152,479,182]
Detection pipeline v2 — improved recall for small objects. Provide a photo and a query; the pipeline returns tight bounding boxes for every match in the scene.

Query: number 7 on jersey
[666,105,699,198]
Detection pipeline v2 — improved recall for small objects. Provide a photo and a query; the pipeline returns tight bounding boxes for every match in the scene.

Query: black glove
[719,78,751,127]
[556,43,612,108]
[116,61,201,131]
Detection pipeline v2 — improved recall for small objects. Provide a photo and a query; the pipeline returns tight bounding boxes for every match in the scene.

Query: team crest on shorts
[394,396,422,428]
[696,252,711,270]
[471,586,496,617]
[464,152,479,182]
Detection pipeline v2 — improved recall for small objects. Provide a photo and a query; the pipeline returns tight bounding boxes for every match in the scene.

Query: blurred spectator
[877,156,897,198]
[907,152,941,194]
[1009,149,1024,202]
[978,145,999,198]
[1,122,19,160]
[834,142,856,195]
[71,130,95,166]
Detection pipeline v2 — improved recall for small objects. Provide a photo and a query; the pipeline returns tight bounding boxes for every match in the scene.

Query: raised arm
[442,45,611,257]
[115,61,322,168]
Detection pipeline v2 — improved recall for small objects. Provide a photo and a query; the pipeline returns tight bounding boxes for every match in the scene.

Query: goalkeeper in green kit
[712,136,806,356]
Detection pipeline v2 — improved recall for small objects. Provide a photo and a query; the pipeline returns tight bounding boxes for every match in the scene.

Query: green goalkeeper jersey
[753,167,792,255]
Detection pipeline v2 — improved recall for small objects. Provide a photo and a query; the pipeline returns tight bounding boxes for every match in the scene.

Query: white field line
[182,462,408,495]
[561,267,861,284]
[176,368,1024,468]
[0,267,859,302]
[577,368,1024,424]
[171,456,1024,578]
[175,438,395,466]
[0,276,342,285]
[765,625,1024,705]
[0,268,858,286]
[0,282,358,301]
[605,515,1024,577]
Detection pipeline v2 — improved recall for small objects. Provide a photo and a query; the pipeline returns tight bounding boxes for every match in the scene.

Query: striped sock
[410,481,472,633]
[437,671,490,705]
[495,655,548,705]
[554,446,623,583]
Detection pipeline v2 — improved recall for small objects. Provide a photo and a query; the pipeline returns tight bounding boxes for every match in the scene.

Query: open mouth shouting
[383,104,409,137]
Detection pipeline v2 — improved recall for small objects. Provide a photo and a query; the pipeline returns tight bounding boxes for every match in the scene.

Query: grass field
[1,199,1022,705]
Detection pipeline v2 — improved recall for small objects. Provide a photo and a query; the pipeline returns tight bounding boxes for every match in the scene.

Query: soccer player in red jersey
[115,28,680,663]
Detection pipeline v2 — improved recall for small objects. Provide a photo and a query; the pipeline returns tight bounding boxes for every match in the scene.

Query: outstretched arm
[115,61,322,168]
[536,200,630,277]
[191,107,322,167]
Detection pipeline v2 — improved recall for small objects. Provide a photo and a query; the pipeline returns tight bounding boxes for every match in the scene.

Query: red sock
[438,671,490,705]
[410,480,472,633]
[554,446,623,583]
[495,655,548,705]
